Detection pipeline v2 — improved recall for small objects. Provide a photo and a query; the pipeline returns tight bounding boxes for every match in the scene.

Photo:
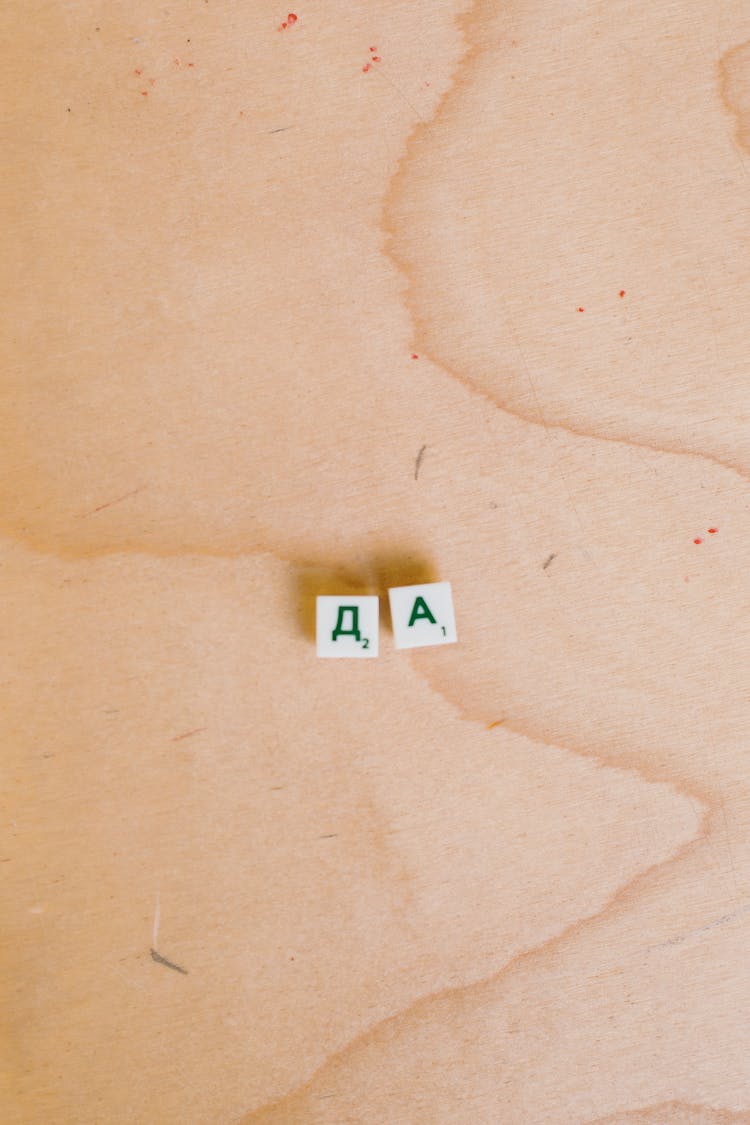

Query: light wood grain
[3,1,750,1122]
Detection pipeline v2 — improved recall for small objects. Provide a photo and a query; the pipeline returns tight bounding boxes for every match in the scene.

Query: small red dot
[141,90,148,96]
[362,63,371,72]
[694,538,702,544]
[134,69,142,76]
[577,307,585,313]
[411,353,419,359]
[619,290,626,298]
[372,55,381,62]
[708,527,718,534]
[369,46,377,52]
[287,13,298,24]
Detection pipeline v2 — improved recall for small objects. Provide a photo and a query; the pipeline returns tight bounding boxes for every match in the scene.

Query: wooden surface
[4,2,750,1121]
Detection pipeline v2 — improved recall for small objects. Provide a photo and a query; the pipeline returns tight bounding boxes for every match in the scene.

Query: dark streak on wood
[542,553,557,570]
[414,444,427,480]
[150,948,188,975]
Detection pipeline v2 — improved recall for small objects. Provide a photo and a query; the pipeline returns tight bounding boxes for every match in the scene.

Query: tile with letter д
[316,595,379,658]
[388,581,457,650]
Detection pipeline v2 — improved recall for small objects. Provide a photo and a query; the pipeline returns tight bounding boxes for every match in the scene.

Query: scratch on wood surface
[542,553,557,570]
[414,444,427,480]
[171,727,208,742]
[371,66,426,122]
[150,948,188,975]
[653,902,750,950]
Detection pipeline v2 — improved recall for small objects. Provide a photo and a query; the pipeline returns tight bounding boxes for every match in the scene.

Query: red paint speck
[187,61,194,67]
[694,537,702,544]
[141,90,148,96]
[411,353,419,359]
[708,527,718,534]
[372,55,382,62]
[619,290,626,298]
[369,46,377,53]
[362,63,371,72]
[134,69,142,76]
[577,307,585,313]
[287,12,298,23]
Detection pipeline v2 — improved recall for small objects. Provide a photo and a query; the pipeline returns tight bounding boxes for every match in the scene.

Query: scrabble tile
[388,582,457,650]
[316,595,379,658]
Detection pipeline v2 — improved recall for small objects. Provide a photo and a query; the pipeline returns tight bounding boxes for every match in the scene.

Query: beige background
[3,1,750,1122]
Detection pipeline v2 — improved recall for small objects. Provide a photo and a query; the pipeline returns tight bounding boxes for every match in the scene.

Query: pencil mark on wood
[542,553,556,570]
[80,486,146,518]
[150,948,188,975]
[269,126,294,134]
[414,444,427,480]
[318,833,339,839]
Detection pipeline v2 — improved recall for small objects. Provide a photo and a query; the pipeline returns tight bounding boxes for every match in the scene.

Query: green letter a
[408,596,437,627]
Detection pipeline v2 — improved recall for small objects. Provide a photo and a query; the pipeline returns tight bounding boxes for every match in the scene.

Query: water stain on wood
[719,39,750,155]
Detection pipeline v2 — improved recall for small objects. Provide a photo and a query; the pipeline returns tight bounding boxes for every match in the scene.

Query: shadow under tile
[294,565,373,642]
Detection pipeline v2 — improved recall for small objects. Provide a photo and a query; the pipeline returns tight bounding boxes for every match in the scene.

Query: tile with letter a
[316,596,379,658]
[388,582,457,650]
